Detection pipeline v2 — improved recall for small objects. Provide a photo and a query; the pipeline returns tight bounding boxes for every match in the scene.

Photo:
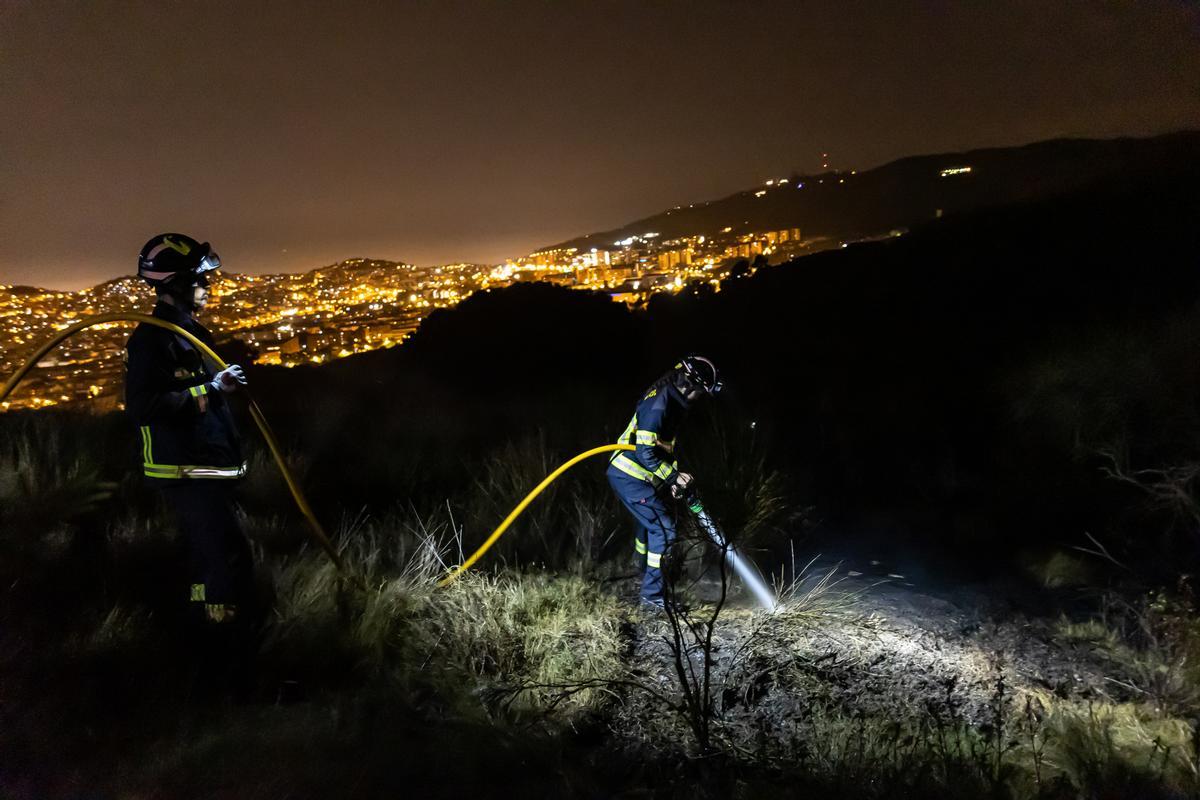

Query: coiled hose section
[1,312,635,585]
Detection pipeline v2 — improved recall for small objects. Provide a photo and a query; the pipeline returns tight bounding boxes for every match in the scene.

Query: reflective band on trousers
[611,452,674,483]
[647,551,663,569]
[190,583,206,601]
[635,539,648,555]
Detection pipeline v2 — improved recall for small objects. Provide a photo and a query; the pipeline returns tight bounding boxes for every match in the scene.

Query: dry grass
[261,508,626,714]
[421,571,625,710]
[1056,588,1200,716]
[1037,697,1199,796]
[0,420,117,540]
[774,553,859,622]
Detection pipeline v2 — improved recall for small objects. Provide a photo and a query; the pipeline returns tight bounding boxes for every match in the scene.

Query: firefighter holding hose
[125,233,254,653]
[608,356,722,610]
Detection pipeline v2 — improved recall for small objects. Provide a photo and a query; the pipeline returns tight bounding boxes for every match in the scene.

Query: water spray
[683,487,779,612]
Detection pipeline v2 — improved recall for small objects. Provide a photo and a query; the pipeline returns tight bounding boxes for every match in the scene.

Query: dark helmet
[137,233,220,289]
[673,355,722,396]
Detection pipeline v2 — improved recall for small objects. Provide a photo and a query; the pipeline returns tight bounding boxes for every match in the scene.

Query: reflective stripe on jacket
[608,379,689,490]
[124,301,245,483]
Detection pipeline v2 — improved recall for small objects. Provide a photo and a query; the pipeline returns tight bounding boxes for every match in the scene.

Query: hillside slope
[548,131,1200,251]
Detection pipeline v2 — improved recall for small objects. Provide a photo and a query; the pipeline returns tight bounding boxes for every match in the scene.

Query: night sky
[2,1,1198,291]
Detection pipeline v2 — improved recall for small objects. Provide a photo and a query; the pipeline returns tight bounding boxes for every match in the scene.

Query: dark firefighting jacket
[608,378,690,492]
[124,301,244,484]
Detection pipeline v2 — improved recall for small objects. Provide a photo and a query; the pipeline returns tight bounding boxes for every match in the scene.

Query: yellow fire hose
[437,442,635,587]
[1,312,636,586]
[0,313,344,571]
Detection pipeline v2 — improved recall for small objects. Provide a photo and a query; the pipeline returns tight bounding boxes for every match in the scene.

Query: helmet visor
[196,244,221,273]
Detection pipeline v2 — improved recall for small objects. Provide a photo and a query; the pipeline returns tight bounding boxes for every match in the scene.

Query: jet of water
[688,499,779,613]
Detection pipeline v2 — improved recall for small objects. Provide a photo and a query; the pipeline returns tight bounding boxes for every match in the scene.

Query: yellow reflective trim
[653,462,674,480]
[190,583,206,602]
[616,414,638,447]
[634,430,658,445]
[634,539,648,555]
[140,426,151,464]
[647,551,663,568]
[611,453,654,482]
[160,235,192,256]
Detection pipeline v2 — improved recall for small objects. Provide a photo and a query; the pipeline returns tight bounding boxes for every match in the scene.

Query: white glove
[669,471,694,499]
[210,364,247,393]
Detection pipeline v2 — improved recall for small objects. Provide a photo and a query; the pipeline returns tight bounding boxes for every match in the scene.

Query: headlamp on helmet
[675,355,722,396]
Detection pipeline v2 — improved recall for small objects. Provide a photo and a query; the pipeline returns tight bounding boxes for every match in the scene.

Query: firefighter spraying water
[605,356,778,612]
[431,357,780,611]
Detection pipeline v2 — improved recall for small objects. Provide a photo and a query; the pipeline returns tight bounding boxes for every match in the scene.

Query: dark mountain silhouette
[546,131,1200,252]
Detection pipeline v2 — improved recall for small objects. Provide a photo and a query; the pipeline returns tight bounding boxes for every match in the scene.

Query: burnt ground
[607,549,1143,752]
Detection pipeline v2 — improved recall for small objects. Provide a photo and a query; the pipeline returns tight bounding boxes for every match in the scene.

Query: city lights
[1,224,815,411]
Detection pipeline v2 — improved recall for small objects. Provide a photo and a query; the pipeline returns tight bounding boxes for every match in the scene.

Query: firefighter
[607,356,722,609]
[125,233,253,639]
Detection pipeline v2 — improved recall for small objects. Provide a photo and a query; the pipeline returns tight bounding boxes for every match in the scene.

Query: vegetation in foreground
[2,416,1199,799]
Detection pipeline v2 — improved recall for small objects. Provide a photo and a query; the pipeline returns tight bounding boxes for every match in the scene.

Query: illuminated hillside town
[0,162,946,412]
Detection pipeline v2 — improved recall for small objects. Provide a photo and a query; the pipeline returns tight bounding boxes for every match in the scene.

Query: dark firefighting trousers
[162,480,257,694]
[607,469,677,603]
